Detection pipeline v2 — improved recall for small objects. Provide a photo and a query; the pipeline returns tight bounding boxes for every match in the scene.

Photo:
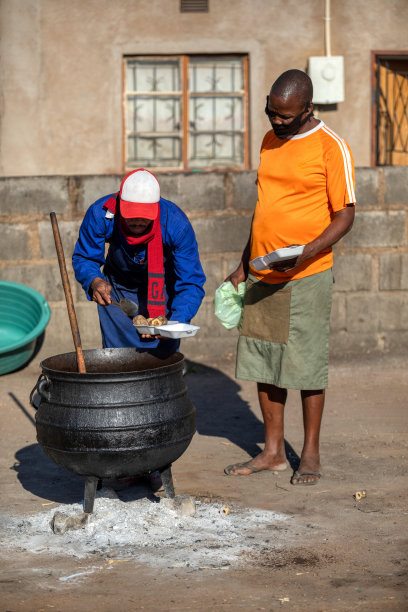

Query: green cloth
[236,269,333,390]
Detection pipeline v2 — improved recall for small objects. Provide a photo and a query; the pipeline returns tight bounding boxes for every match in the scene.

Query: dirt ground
[0,349,407,612]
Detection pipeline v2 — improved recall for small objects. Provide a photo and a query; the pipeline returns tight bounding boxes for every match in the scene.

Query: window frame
[122,53,250,173]
[371,50,408,167]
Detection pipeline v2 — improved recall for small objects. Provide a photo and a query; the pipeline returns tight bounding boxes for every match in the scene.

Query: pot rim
[40,348,184,377]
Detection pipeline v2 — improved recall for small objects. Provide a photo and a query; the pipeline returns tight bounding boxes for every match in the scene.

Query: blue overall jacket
[72,194,206,352]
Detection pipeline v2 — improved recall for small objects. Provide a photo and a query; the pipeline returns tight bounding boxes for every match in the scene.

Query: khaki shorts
[236,268,333,390]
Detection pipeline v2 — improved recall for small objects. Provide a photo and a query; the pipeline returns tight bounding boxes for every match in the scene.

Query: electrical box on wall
[308,56,344,104]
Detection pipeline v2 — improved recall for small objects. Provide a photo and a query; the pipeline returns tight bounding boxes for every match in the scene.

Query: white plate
[157,323,200,339]
[250,245,305,271]
[133,324,157,335]
[133,320,180,334]
[134,320,200,339]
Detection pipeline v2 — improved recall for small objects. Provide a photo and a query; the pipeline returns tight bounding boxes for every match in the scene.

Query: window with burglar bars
[373,53,408,166]
[124,55,249,171]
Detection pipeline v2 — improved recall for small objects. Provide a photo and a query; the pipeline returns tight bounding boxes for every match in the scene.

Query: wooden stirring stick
[50,212,86,373]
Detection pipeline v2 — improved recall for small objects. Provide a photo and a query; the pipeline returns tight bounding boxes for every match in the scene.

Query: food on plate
[133,314,168,327]
[148,316,168,326]
[133,314,149,326]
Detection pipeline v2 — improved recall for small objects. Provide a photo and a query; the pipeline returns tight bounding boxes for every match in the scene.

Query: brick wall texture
[1,167,407,362]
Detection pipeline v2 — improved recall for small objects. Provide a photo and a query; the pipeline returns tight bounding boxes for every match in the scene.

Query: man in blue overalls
[73,169,206,354]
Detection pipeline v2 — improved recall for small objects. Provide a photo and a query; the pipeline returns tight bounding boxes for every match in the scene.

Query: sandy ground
[0,350,407,611]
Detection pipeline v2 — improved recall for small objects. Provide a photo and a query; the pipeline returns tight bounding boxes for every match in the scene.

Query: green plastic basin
[0,281,51,375]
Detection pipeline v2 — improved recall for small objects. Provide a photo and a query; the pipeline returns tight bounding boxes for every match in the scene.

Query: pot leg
[160,465,175,499]
[84,476,98,513]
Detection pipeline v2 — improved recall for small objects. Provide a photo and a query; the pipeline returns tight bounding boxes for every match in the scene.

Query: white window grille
[124,55,249,171]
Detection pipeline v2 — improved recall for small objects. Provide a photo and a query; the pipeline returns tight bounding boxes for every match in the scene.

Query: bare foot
[224,452,288,476]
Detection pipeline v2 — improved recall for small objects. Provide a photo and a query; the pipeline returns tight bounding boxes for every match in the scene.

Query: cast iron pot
[30,348,195,511]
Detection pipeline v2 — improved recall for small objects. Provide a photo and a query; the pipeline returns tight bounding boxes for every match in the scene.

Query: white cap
[121,169,160,203]
[119,169,160,219]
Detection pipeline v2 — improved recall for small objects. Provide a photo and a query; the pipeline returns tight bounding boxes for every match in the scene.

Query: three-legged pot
[30,348,195,512]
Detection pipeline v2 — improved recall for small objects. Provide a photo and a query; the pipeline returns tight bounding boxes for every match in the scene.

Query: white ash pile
[1,487,292,571]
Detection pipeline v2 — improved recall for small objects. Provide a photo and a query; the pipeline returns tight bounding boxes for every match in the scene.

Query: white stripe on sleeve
[322,126,356,204]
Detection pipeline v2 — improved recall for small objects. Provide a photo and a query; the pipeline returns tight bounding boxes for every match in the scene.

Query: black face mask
[265,97,313,139]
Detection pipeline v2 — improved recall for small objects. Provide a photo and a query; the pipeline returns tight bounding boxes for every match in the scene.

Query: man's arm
[270,205,355,273]
[72,200,113,301]
[224,217,253,290]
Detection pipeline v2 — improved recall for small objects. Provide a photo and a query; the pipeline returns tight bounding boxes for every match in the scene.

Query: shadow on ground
[12,443,85,504]
[185,359,300,469]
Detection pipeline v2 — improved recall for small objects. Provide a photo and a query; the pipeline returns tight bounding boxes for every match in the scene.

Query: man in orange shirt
[224,69,355,485]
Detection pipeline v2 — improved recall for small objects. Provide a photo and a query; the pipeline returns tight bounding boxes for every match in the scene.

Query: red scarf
[103,195,165,318]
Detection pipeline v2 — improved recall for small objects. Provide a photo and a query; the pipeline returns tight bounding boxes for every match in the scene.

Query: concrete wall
[1,0,408,176]
[1,168,407,363]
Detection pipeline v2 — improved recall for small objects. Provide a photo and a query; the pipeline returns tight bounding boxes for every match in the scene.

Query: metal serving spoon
[110,298,139,317]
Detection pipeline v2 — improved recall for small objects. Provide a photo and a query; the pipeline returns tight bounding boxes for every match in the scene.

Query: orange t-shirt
[250,121,356,283]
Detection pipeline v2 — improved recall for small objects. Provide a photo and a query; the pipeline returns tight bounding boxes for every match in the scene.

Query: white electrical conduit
[324,0,332,57]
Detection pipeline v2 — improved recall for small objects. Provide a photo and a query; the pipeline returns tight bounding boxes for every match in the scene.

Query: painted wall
[1,0,407,176]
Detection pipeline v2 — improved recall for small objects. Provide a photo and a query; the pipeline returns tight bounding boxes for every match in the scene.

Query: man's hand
[268,244,312,273]
[225,261,247,291]
[90,277,113,305]
[269,257,299,272]
[139,333,169,339]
